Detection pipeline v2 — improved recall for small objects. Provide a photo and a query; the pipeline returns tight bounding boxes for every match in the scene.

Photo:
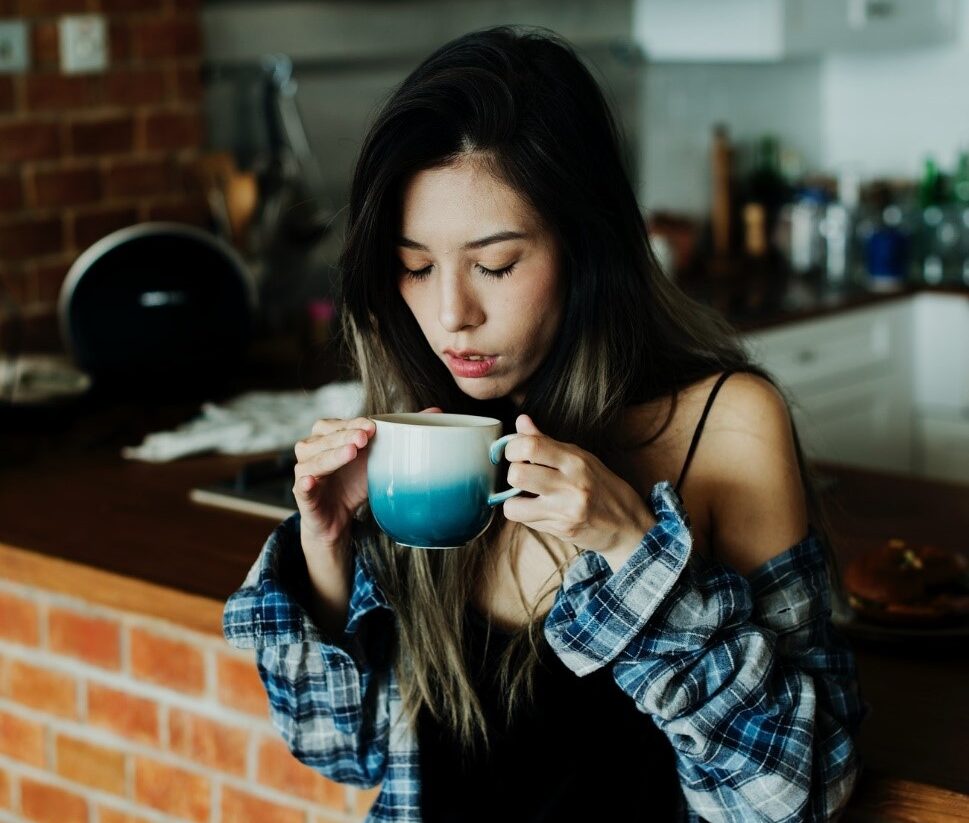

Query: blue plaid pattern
[223,479,868,822]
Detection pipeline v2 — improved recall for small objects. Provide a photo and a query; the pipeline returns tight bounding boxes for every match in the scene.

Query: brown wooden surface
[0,445,276,603]
[842,771,969,822]
[805,463,969,796]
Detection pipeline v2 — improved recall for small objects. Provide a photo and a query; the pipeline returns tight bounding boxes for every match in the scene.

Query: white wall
[821,0,969,178]
[637,59,822,216]
[639,0,969,216]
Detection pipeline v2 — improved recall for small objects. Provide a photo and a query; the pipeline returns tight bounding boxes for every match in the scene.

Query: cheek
[503,273,563,346]
[399,281,429,322]
[514,265,562,318]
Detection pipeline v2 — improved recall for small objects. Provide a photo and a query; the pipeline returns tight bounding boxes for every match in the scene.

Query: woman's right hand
[293,415,374,551]
[292,408,442,637]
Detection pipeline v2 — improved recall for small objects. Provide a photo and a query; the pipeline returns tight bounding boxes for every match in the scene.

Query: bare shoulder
[693,371,810,575]
[620,371,809,576]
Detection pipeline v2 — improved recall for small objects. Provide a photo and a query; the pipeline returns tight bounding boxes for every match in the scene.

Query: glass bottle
[744,134,792,245]
[865,204,910,292]
[914,154,962,284]
[953,150,969,285]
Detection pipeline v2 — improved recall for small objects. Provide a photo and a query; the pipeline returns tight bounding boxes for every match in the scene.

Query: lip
[444,348,494,358]
[445,352,498,378]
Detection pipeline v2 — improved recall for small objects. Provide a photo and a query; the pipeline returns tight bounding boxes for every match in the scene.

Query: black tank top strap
[673,369,741,497]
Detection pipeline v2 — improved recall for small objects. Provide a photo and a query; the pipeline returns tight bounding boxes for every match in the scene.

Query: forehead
[399,156,536,237]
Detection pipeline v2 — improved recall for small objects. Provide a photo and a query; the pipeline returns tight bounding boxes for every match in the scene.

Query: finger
[297,442,362,479]
[293,471,318,499]
[502,494,547,525]
[310,416,376,436]
[507,461,559,496]
[293,468,333,513]
[503,433,563,469]
[419,406,444,413]
[515,413,542,435]
[295,427,371,459]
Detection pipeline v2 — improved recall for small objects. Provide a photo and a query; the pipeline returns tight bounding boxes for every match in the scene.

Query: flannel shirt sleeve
[222,513,395,787]
[543,480,869,823]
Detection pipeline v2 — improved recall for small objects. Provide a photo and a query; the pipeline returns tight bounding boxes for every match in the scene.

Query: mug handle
[487,433,524,507]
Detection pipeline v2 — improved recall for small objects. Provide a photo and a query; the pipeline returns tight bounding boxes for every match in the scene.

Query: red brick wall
[0,581,378,822]
[0,0,210,353]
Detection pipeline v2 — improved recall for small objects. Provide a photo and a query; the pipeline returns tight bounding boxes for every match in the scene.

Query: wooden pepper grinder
[709,123,735,278]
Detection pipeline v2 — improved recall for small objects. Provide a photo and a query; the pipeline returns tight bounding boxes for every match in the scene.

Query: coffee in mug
[366,413,522,548]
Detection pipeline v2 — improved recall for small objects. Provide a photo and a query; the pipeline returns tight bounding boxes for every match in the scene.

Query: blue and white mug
[366,413,522,548]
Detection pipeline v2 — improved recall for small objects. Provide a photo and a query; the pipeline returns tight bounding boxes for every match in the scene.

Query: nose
[437,270,484,332]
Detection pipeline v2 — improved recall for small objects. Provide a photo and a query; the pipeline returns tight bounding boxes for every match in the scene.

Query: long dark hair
[337,24,841,752]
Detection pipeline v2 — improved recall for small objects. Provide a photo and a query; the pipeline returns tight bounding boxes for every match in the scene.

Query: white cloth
[121,380,365,462]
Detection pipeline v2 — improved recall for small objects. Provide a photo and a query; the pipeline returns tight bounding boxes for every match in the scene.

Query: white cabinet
[913,409,969,485]
[633,0,959,62]
[910,292,969,483]
[743,292,969,484]
[912,292,969,411]
[741,300,915,474]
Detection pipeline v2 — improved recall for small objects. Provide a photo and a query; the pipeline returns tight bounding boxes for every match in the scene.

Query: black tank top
[416,369,741,822]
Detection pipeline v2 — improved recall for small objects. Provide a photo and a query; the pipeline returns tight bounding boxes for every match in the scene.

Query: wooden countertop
[675,265,969,333]
[1,335,967,796]
[4,405,967,614]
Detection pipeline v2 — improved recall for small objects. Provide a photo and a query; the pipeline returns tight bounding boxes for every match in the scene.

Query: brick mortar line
[21,253,77,268]
[124,747,135,818]
[0,696,272,773]
[0,192,201,226]
[0,749,359,823]
[1,693,269,756]
[0,301,57,318]
[0,578,233,652]
[10,762,21,820]
[204,647,216,702]
[119,611,131,676]
[0,759,207,823]
[0,112,62,125]
[24,152,173,174]
[43,720,54,773]
[36,599,49,653]
[245,728,259,784]
[77,678,88,724]
[0,641,270,728]
[159,703,170,751]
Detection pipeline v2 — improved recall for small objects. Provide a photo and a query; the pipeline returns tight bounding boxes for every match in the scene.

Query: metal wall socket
[0,20,29,74]
[59,14,108,74]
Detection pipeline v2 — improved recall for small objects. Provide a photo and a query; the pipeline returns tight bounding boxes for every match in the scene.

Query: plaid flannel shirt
[223,479,869,822]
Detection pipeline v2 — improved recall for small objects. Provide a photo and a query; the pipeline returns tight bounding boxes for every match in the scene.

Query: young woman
[224,25,868,822]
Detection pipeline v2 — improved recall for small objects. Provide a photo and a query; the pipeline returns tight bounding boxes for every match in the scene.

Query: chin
[453,377,508,401]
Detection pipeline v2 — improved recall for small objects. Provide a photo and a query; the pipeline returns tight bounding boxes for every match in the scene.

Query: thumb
[420,406,444,413]
[515,413,541,434]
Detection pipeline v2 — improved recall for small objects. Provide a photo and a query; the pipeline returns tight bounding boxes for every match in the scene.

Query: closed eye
[400,262,518,281]
[476,262,516,278]
[402,264,433,280]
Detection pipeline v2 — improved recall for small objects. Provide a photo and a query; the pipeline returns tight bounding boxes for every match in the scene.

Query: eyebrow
[396,230,528,251]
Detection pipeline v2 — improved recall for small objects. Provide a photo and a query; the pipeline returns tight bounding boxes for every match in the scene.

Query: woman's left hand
[502,414,657,567]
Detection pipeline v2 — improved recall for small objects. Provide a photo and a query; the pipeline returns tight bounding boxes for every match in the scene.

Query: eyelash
[401,262,517,281]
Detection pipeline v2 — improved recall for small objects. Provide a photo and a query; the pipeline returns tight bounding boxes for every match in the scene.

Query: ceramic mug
[366,413,522,548]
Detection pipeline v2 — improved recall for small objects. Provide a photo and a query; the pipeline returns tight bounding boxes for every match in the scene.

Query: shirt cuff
[542,479,694,676]
[222,512,326,649]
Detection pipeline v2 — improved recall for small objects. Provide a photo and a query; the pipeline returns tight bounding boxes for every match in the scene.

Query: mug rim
[369,412,501,428]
